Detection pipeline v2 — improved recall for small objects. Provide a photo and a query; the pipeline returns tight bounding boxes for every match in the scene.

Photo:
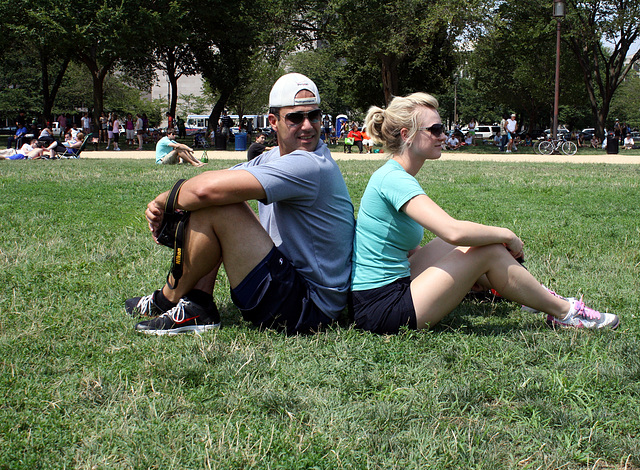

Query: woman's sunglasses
[417,123,445,137]
[280,109,323,127]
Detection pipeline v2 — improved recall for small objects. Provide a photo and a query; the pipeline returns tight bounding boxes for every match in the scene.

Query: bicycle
[535,136,577,156]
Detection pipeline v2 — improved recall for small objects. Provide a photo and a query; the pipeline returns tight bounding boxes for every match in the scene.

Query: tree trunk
[40,50,51,126]
[168,75,179,118]
[165,49,181,118]
[208,87,233,134]
[380,54,399,106]
[40,53,71,126]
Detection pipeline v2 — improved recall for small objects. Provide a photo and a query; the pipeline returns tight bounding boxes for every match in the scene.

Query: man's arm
[168,141,193,152]
[146,169,266,237]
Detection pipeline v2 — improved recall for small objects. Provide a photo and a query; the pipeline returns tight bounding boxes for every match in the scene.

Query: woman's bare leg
[409,241,570,329]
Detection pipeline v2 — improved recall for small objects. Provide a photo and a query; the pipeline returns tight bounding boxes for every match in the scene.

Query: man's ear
[268,114,278,131]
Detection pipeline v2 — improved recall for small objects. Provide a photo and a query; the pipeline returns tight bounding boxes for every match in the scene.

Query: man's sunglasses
[417,123,445,137]
[279,108,323,127]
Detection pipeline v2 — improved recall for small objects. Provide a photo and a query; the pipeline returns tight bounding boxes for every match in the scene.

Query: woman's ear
[400,127,411,146]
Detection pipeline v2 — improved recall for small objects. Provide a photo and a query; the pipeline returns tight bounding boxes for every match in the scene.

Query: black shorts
[352,277,417,334]
[230,246,333,335]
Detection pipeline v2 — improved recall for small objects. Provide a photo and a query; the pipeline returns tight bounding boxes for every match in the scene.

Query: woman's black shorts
[352,277,417,334]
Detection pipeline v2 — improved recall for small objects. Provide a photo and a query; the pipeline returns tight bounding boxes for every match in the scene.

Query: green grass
[1,159,639,469]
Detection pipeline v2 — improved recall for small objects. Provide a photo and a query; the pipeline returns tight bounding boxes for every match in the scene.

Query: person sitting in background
[247,132,273,161]
[623,135,634,150]
[155,129,205,167]
[37,127,55,146]
[46,132,85,159]
[523,134,532,146]
[7,123,27,149]
[445,133,461,150]
[590,135,600,149]
[362,129,373,153]
[346,123,363,154]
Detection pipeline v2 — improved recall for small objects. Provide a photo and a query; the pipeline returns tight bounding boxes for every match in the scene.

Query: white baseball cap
[269,73,320,108]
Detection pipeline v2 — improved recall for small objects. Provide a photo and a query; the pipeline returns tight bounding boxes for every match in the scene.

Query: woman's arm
[403,194,523,258]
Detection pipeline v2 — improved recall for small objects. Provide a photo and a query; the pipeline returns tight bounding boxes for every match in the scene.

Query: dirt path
[80,148,640,164]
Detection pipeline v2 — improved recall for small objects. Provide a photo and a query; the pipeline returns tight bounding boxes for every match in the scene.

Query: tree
[150,0,199,119]
[610,73,640,128]
[66,0,157,126]
[467,0,590,132]
[284,49,355,118]
[321,0,484,106]
[223,53,284,118]
[0,49,43,120]
[182,0,306,133]
[564,0,640,137]
[1,0,74,124]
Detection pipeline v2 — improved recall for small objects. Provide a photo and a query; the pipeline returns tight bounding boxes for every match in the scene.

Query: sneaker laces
[160,299,189,323]
[573,297,601,320]
[136,294,155,314]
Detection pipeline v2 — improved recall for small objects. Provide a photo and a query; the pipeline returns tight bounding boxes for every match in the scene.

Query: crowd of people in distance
[99,111,153,151]
[1,125,88,161]
[441,116,638,153]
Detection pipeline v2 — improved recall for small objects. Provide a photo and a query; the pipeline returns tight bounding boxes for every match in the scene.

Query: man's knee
[189,202,260,234]
[161,151,179,164]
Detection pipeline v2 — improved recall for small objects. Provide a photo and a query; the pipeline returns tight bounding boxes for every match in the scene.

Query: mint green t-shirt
[351,159,425,291]
[155,136,176,163]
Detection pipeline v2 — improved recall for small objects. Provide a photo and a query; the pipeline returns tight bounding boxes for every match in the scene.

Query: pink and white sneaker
[546,298,619,330]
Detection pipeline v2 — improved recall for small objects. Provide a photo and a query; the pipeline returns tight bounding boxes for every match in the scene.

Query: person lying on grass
[350,92,619,334]
[0,140,49,160]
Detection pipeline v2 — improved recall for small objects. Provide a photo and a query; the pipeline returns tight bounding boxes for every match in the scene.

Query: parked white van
[185,115,210,135]
[186,114,271,135]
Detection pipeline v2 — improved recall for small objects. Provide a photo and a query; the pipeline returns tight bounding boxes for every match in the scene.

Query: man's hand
[146,191,169,242]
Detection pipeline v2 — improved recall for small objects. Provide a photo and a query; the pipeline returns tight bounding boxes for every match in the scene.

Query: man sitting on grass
[445,133,461,150]
[126,73,355,335]
[623,135,634,150]
[155,129,205,167]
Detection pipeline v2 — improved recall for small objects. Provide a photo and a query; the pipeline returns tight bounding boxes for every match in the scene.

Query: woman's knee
[465,243,509,262]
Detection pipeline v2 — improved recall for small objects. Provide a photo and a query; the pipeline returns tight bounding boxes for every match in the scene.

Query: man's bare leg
[162,201,274,302]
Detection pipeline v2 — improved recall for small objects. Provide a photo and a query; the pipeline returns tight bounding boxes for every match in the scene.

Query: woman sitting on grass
[350,92,620,334]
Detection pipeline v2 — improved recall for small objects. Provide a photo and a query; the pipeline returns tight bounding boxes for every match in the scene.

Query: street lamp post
[552,0,566,141]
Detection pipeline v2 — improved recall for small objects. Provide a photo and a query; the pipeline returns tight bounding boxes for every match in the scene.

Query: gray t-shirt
[232,142,355,319]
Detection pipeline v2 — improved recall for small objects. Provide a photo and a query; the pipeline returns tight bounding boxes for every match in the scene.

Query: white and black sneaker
[134,297,220,335]
[125,290,165,317]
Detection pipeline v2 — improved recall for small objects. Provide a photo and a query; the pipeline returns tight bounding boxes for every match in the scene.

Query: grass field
[1,158,639,469]
[7,132,638,157]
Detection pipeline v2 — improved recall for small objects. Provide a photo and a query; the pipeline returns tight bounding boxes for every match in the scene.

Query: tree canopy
[564,0,640,136]
[1,0,638,133]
